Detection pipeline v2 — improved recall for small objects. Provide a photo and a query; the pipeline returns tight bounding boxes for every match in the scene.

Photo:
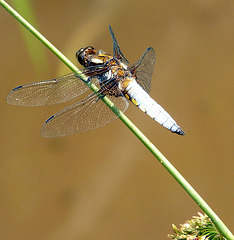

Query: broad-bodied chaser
[7,26,185,137]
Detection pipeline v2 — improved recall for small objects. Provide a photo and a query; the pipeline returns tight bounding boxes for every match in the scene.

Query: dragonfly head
[76,46,97,67]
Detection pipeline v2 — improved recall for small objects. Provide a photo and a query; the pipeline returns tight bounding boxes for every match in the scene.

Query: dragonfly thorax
[76,46,131,85]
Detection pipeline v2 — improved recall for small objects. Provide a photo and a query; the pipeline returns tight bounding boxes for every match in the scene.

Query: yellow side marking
[125,94,130,99]
[131,98,139,106]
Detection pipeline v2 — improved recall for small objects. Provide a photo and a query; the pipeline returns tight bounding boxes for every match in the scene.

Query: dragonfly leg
[97,93,105,102]
[74,74,91,83]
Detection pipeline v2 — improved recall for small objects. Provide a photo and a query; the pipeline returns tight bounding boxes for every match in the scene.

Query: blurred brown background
[0,0,233,239]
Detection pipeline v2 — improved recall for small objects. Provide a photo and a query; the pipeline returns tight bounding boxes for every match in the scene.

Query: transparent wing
[128,47,156,94]
[7,73,92,106]
[6,63,112,107]
[41,90,129,137]
[109,25,129,66]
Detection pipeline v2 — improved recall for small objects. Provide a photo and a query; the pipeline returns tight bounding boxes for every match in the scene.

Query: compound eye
[76,48,85,66]
[76,48,84,59]
[76,46,97,66]
[86,46,96,55]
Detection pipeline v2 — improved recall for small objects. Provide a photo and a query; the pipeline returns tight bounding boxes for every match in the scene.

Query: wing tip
[109,25,114,38]
[7,89,19,105]
[44,115,55,124]
[12,85,23,91]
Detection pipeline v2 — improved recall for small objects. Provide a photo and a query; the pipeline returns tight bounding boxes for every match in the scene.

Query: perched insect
[7,26,185,137]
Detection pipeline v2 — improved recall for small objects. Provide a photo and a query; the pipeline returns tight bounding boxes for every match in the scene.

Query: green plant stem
[0,1,233,239]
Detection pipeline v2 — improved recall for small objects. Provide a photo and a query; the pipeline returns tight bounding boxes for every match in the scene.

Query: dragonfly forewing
[109,25,129,67]
[7,73,92,106]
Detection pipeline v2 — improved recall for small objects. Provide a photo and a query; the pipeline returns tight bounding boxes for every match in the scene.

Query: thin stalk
[0,1,233,239]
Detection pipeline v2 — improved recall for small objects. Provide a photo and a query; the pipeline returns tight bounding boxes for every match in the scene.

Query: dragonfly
[7,26,185,137]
